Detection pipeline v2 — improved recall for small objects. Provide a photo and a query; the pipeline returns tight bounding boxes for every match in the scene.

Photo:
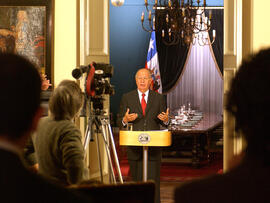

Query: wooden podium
[119,130,172,181]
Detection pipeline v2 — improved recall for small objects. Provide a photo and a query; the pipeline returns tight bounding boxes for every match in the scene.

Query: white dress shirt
[122,89,149,126]
[122,89,168,126]
[137,89,149,104]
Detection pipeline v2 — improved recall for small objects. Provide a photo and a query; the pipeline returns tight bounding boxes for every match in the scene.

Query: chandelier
[111,0,124,7]
[141,0,216,46]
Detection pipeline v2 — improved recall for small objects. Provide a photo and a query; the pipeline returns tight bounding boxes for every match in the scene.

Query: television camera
[72,62,114,114]
[71,62,123,183]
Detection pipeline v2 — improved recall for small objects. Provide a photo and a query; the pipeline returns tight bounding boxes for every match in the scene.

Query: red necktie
[141,93,147,116]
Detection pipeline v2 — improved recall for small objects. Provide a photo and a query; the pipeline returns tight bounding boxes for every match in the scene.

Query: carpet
[160,160,223,182]
[118,158,223,182]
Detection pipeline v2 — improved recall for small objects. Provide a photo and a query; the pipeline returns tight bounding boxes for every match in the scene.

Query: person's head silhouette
[226,48,270,161]
[0,53,42,146]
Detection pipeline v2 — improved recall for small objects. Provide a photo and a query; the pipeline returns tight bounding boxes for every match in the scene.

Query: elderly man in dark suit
[174,48,270,203]
[0,53,92,203]
[118,68,169,203]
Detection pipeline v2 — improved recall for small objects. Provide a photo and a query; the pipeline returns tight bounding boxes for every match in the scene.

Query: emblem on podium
[138,133,151,144]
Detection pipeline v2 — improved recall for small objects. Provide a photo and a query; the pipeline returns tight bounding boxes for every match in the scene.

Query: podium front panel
[119,131,171,147]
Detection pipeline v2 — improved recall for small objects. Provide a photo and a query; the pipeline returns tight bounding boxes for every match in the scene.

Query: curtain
[206,8,224,74]
[156,10,189,94]
[156,9,223,93]
[167,40,224,116]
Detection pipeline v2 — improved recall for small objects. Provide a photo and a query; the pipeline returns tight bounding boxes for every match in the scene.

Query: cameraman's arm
[60,127,88,185]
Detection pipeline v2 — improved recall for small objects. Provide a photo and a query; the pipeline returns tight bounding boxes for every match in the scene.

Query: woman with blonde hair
[26,80,88,186]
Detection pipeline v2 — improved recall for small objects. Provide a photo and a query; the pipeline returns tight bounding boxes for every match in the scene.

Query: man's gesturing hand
[123,108,138,124]
[157,108,169,122]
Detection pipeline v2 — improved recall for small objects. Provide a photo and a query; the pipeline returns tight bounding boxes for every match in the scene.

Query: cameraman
[25,80,89,186]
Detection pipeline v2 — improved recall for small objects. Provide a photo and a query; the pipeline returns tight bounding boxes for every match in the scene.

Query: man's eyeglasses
[136,77,151,80]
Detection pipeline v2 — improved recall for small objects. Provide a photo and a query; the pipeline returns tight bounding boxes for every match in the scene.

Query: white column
[223,0,243,172]
[79,0,110,182]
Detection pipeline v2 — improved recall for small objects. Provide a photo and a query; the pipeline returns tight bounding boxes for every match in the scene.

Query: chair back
[70,181,155,203]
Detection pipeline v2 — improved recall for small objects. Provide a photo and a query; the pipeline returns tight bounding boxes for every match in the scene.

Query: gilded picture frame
[0,0,54,84]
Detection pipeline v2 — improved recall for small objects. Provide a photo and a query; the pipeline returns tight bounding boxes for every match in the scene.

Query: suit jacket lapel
[134,90,143,115]
[145,90,153,116]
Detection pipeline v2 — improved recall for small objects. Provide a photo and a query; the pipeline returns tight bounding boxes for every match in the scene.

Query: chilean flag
[145,31,162,93]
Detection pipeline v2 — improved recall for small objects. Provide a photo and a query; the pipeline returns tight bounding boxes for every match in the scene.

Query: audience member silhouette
[174,47,270,203]
[0,53,93,202]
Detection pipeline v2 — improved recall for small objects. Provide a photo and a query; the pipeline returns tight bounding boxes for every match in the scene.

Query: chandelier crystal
[111,0,124,7]
[141,0,216,46]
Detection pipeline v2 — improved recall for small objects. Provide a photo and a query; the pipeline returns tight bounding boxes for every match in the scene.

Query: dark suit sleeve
[158,94,169,127]
[117,93,128,129]
[160,94,167,113]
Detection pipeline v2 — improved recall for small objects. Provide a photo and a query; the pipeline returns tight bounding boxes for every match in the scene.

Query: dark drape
[156,11,189,94]
[206,9,224,74]
[156,8,224,94]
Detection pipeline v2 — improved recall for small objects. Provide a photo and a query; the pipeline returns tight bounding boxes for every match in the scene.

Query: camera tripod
[83,112,123,183]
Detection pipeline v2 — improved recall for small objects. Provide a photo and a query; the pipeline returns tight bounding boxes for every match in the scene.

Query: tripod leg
[101,123,116,183]
[107,124,123,183]
[83,116,93,155]
[83,117,104,183]
[83,125,90,154]
[95,131,104,183]
[104,125,115,182]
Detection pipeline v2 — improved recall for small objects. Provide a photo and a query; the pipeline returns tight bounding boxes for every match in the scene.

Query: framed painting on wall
[0,0,54,85]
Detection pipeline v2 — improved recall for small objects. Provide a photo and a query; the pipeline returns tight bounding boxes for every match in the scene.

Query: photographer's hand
[123,108,138,124]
